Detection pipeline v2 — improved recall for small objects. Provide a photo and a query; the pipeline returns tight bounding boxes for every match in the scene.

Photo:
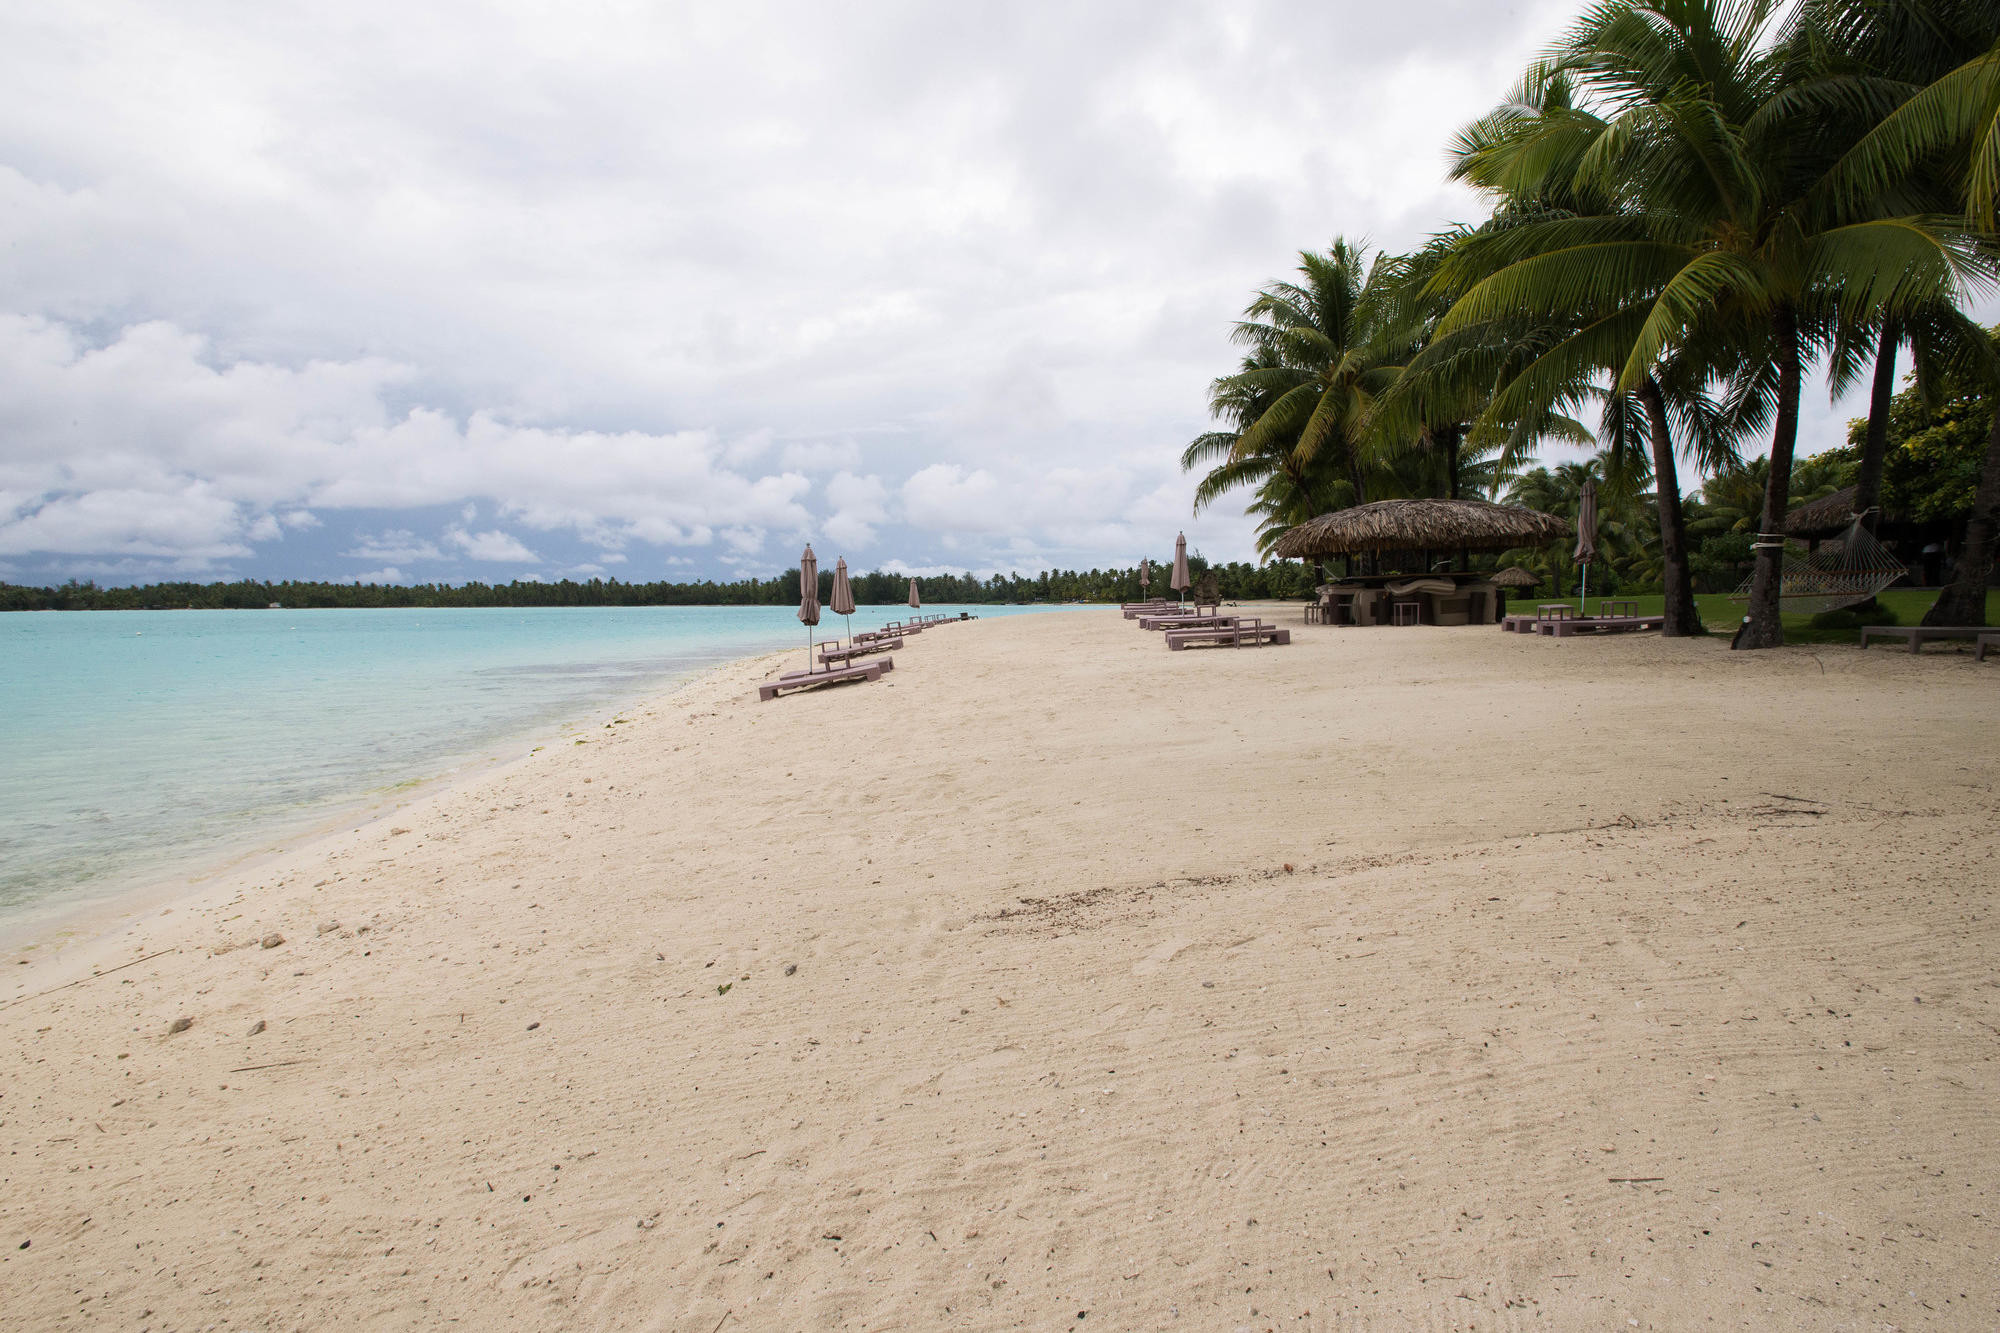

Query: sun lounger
[1859,625,1993,653]
[1164,619,1290,649]
[781,654,894,681]
[817,639,897,665]
[1533,615,1665,638]
[1139,613,1240,630]
[759,659,887,700]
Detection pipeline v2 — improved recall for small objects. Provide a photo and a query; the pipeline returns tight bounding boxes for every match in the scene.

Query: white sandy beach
[3,608,1997,1330]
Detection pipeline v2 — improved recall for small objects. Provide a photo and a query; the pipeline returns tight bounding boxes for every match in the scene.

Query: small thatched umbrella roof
[1273,499,1569,559]
[1785,485,1858,539]
[1489,565,1541,588]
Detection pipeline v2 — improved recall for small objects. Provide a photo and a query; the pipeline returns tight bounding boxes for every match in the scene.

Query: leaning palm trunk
[1636,376,1701,636]
[1738,309,1803,651]
[1856,320,1898,532]
[1922,410,2000,628]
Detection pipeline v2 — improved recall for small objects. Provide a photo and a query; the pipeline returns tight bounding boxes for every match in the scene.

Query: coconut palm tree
[1783,0,2000,550]
[1434,0,1989,647]
[1433,58,1744,637]
[1221,241,1409,505]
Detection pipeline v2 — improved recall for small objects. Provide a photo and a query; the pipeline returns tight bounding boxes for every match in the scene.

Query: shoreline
[4,609,1996,1329]
[0,639,809,969]
[2,605,1045,961]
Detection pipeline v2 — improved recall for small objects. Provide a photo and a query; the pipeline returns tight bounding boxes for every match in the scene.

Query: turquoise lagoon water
[0,603,1053,927]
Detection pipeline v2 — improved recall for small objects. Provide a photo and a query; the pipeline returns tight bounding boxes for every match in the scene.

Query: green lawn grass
[1507,587,2000,644]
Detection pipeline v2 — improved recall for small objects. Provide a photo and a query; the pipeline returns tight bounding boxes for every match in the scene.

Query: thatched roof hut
[1273,498,1569,559]
[1489,565,1541,588]
[1785,485,1858,539]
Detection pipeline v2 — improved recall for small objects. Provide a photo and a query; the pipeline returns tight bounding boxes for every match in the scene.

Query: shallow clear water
[0,603,1052,926]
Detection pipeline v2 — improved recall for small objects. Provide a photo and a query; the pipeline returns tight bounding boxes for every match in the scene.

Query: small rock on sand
[318,921,340,936]
[784,963,798,976]
[260,933,285,949]
[247,1020,266,1037]
[167,1017,192,1035]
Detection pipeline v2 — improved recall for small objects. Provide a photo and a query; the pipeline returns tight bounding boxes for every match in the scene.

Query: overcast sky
[0,0,1894,587]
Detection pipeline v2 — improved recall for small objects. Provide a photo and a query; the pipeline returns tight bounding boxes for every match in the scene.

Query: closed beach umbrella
[1573,480,1599,608]
[1139,558,1151,595]
[1171,533,1190,606]
[830,557,856,644]
[908,577,921,615]
[798,544,821,672]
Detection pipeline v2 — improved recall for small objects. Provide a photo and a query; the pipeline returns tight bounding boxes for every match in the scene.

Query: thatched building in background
[1274,498,1570,561]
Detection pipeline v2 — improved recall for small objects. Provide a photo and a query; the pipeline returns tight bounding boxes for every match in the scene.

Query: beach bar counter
[1314,573,1505,627]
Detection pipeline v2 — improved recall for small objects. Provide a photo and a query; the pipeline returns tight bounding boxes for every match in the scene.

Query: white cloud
[779,439,862,473]
[20,0,1855,581]
[348,566,402,584]
[0,485,251,559]
[901,464,1008,535]
[823,470,890,548]
[0,316,819,566]
[446,527,538,563]
[343,530,443,563]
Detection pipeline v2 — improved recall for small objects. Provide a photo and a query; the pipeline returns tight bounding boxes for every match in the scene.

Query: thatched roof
[1489,565,1541,588]
[1785,485,1858,539]
[1273,499,1570,559]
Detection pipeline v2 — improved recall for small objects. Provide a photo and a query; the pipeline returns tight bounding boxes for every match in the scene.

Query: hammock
[1727,516,1908,615]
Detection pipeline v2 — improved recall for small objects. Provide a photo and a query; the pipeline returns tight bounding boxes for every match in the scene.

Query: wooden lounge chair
[1859,625,1992,653]
[816,639,897,666]
[1139,613,1240,630]
[1534,614,1665,638]
[1164,619,1290,650]
[783,654,893,680]
[759,659,888,700]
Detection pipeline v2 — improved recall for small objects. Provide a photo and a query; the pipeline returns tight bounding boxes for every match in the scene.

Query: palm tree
[1807,1,2000,625]
[1434,59,1739,636]
[1435,0,1987,648]
[1222,241,1407,503]
[1784,0,2000,557]
[1183,347,1353,560]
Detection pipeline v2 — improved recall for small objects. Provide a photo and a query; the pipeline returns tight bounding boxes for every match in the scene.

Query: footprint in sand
[1133,936,1191,977]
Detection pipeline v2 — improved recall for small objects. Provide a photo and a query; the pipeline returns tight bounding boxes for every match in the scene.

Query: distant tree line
[0,559,1323,612]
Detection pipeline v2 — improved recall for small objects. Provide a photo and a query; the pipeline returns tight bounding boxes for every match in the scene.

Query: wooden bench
[1859,625,1993,653]
[1535,615,1665,638]
[1164,619,1290,650]
[758,659,887,700]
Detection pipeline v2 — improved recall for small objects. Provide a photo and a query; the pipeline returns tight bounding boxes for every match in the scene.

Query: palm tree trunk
[1921,409,2000,627]
[1737,307,1801,650]
[1856,319,1898,532]
[1636,375,1701,636]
